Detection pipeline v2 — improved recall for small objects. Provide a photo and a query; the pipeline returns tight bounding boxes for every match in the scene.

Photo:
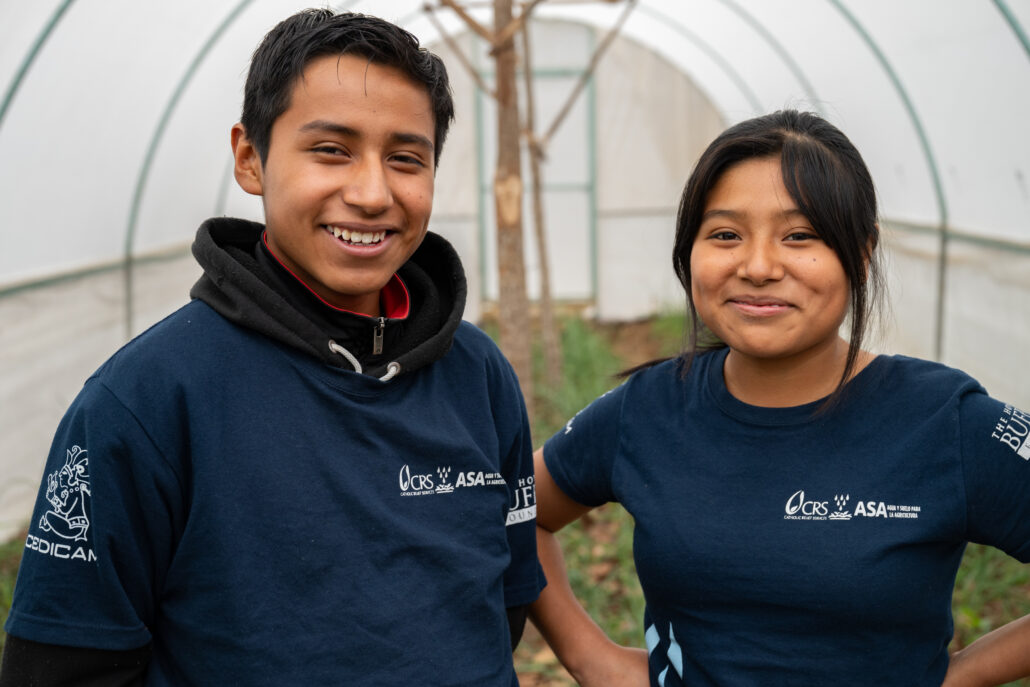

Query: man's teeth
[328,227,385,244]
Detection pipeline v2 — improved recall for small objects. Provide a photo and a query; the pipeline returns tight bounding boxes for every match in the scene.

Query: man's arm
[0,635,150,687]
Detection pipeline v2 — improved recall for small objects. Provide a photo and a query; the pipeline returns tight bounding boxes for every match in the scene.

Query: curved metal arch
[714,0,824,116]
[994,0,1030,62]
[0,0,75,133]
[825,0,950,361]
[123,0,256,337]
[634,4,763,116]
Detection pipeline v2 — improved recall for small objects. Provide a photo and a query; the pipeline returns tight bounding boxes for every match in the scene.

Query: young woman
[530,110,1030,687]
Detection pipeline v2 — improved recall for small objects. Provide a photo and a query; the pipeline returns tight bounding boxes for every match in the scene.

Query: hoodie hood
[189,217,467,379]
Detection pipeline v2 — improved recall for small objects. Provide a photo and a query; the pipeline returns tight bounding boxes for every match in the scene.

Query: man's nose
[342,160,393,215]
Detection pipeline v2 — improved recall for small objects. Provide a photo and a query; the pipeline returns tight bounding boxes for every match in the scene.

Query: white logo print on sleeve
[25,445,97,562]
[992,405,1030,460]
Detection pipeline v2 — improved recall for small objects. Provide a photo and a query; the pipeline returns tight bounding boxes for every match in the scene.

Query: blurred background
[2,1,1029,681]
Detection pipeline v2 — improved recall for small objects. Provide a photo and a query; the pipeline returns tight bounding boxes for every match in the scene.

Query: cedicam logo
[27,445,96,563]
[784,489,920,522]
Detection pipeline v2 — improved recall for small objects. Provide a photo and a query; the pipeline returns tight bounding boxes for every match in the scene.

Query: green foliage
[532,317,623,441]
[952,544,1030,686]
[650,309,689,358]
[953,543,1030,629]
[555,504,645,646]
[0,534,24,654]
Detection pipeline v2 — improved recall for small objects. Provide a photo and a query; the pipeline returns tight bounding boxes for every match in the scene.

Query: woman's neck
[722,337,873,407]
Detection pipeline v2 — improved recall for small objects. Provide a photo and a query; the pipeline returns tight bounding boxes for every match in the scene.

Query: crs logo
[785,489,828,517]
[399,464,434,492]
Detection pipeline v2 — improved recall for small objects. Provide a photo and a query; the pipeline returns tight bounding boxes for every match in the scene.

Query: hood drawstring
[328,340,401,382]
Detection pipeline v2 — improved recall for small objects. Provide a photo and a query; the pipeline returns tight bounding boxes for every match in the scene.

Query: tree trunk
[492,0,534,416]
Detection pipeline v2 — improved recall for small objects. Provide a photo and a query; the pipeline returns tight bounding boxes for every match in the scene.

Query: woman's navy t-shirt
[545,348,1030,686]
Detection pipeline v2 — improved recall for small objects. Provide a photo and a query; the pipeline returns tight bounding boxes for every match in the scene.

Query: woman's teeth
[326,226,385,245]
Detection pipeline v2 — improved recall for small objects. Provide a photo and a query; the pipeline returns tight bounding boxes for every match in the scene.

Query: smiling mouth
[730,298,792,315]
[323,225,387,246]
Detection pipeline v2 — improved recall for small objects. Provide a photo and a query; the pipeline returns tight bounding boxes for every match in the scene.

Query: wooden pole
[521,20,562,385]
[492,0,534,414]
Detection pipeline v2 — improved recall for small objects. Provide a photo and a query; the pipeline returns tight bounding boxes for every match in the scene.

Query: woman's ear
[862,226,879,282]
[231,123,264,196]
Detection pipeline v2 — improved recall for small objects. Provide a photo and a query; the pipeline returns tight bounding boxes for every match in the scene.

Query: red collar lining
[262,231,410,319]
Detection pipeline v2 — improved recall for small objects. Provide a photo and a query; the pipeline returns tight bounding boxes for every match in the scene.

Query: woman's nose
[736,240,784,284]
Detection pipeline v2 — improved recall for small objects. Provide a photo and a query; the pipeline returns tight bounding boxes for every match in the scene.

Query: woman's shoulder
[872,354,981,386]
[858,353,985,404]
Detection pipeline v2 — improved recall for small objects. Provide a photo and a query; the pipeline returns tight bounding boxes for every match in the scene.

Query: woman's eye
[785,231,819,241]
[710,230,739,241]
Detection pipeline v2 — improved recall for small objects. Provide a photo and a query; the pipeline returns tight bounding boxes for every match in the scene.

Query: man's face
[233,54,436,316]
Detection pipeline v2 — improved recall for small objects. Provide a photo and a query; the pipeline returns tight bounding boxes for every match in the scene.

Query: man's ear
[231,123,264,196]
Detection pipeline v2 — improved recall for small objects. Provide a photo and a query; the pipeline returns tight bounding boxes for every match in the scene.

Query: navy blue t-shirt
[545,348,1030,686]
[7,301,544,686]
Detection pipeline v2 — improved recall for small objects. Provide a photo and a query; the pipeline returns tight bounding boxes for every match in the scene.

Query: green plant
[0,533,25,655]
[532,317,623,442]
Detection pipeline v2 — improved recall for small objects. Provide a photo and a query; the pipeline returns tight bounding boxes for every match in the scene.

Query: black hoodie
[188,217,467,379]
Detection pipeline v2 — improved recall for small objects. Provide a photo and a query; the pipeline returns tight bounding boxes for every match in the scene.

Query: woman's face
[690,156,851,366]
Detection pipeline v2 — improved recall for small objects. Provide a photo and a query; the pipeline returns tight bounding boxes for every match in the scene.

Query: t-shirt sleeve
[5,379,183,650]
[960,392,1030,562]
[495,361,546,608]
[543,382,626,508]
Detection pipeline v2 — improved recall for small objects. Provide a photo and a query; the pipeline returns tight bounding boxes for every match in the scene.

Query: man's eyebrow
[389,132,433,151]
[298,120,433,152]
[298,120,358,137]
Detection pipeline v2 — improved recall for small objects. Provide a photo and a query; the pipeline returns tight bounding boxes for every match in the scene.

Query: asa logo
[852,500,888,518]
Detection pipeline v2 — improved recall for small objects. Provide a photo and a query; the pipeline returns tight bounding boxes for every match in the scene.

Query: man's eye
[312,146,345,156]
[391,154,425,168]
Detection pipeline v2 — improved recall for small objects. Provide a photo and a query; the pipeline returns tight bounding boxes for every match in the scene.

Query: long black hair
[658,110,884,403]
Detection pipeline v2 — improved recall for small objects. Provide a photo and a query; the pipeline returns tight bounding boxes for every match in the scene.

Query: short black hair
[241,9,454,167]
[674,110,884,404]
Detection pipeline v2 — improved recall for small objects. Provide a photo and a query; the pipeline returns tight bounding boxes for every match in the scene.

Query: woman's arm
[529,448,649,687]
[942,613,1030,687]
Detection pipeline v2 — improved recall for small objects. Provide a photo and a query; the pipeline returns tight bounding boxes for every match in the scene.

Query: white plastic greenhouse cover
[2,0,1028,283]
[1,1,1029,536]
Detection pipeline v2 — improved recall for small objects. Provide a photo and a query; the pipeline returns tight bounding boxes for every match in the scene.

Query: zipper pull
[373,317,385,355]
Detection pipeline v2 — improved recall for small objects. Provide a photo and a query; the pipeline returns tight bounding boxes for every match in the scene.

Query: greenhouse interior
[1,0,1028,543]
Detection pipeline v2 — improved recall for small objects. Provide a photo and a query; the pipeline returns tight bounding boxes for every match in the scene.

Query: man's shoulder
[94,300,250,383]
[448,321,512,370]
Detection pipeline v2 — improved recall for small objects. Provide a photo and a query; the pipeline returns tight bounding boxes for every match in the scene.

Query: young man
[1,9,543,685]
